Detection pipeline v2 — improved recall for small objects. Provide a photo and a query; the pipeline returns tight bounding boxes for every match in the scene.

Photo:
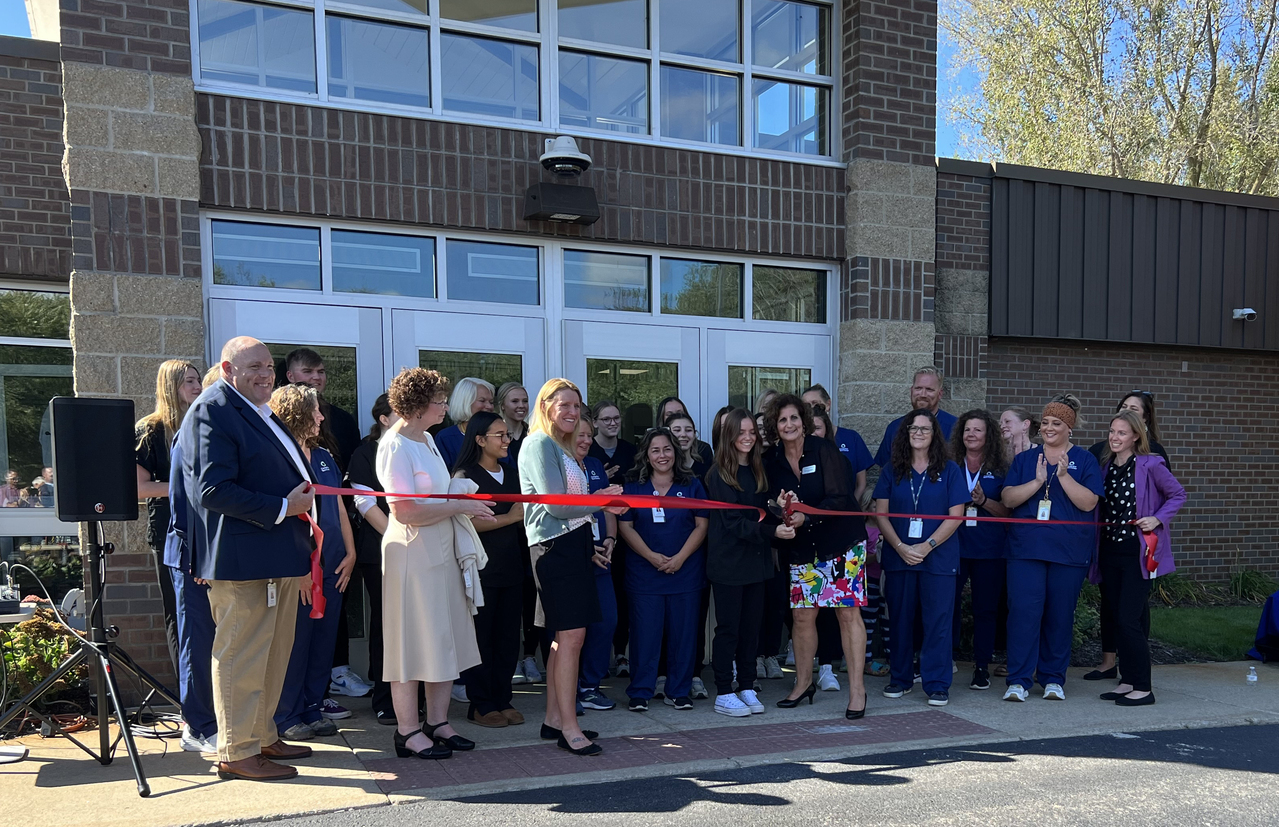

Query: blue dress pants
[884,570,955,694]
[1005,559,1086,689]
[275,572,342,731]
[579,569,618,691]
[626,590,699,700]
[953,557,1007,669]
[169,565,217,739]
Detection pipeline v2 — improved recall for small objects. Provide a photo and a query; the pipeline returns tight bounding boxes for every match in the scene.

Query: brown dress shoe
[500,708,525,725]
[261,739,313,760]
[217,755,298,781]
[468,710,508,728]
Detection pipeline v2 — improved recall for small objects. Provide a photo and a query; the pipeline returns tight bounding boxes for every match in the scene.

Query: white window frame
[190,0,842,165]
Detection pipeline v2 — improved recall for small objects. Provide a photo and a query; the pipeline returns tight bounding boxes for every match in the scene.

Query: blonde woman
[135,359,203,674]
[518,379,626,756]
[495,381,530,467]
[435,376,495,471]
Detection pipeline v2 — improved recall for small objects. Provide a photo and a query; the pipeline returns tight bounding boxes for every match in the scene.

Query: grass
[1149,605,1264,661]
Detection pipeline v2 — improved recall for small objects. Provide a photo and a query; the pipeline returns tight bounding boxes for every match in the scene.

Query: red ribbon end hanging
[1142,530,1159,574]
[300,512,326,619]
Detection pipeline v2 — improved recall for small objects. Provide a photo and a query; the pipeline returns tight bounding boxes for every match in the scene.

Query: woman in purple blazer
[1091,410,1186,707]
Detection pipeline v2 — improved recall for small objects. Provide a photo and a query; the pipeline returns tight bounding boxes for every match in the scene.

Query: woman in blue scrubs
[618,428,708,712]
[873,409,968,706]
[947,410,1010,691]
[574,413,619,711]
[1000,394,1101,702]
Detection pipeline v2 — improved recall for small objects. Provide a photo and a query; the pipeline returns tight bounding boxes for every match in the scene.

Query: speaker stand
[0,522,181,797]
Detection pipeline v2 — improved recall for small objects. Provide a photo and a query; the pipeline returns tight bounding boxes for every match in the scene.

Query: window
[332,230,436,297]
[753,265,825,322]
[211,220,321,290]
[417,350,523,389]
[660,258,742,318]
[586,358,678,444]
[266,343,359,420]
[193,0,835,157]
[563,249,649,312]
[728,365,810,411]
[446,240,539,305]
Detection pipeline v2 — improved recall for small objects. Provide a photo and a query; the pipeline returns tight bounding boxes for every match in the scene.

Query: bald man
[178,336,318,781]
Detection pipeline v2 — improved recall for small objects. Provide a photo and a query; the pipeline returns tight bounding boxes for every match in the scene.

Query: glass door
[706,329,832,413]
[390,309,544,394]
[564,320,701,442]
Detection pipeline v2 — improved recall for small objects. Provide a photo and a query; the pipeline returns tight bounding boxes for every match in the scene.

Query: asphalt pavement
[263,723,1279,827]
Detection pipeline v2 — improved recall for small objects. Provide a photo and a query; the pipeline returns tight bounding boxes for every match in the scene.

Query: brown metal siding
[989,174,1279,350]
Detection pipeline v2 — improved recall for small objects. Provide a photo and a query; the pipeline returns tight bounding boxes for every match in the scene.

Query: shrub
[0,608,88,700]
[1228,570,1279,603]
[1073,591,1100,649]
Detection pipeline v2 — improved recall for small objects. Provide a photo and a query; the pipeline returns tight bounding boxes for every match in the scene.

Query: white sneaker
[817,664,840,691]
[1003,684,1029,702]
[654,676,666,699]
[763,656,784,679]
[522,656,542,683]
[756,656,767,679]
[714,693,751,717]
[328,665,373,697]
[451,683,469,703]
[179,725,217,754]
[737,689,765,714]
[690,677,709,700]
[1043,683,1066,701]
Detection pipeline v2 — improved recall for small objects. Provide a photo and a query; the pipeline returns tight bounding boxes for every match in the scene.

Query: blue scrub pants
[275,572,342,731]
[1005,559,1086,689]
[579,569,618,691]
[169,565,217,739]
[626,590,699,700]
[953,558,1007,669]
[884,570,955,694]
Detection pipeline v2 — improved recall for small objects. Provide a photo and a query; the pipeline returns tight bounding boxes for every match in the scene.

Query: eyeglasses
[597,416,621,424]
[482,432,512,442]
[906,425,933,434]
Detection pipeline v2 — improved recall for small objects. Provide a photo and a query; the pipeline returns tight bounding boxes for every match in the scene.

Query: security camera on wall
[1232,308,1258,321]
[540,136,592,176]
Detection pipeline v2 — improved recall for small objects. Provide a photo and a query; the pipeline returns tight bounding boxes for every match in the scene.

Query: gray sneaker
[309,718,338,736]
[690,677,709,699]
[281,722,315,741]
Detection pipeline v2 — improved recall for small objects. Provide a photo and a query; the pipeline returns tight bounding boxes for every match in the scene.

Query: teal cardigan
[517,430,599,546]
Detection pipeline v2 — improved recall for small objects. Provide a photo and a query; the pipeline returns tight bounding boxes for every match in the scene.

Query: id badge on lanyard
[907,518,924,539]
[965,507,978,527]
[1037,499,1052,521]
[267,580,277,608]
[592,517,601,541]
[652,507,666,524]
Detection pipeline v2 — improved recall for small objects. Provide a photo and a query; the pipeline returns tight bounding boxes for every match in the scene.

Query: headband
[1041,402,1076,430]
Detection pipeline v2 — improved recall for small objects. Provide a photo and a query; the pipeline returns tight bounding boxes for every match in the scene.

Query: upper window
[193,0,835,157]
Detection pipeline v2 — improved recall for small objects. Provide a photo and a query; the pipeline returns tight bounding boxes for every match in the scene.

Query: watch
[927,538,937,549]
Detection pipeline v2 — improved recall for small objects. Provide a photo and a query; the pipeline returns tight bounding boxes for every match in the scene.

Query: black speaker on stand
[0,397,180,797]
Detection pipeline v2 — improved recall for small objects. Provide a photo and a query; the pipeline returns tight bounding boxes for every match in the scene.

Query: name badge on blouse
[266,580,277,608]
[801,465,817,475]
[592,517,601,541]
[965,507,978,527]
[1037,499,1052,521]
[652,507,666,523]
[907,518,923,539]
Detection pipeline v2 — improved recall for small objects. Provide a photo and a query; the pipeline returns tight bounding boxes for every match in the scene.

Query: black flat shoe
[1083,667,1118,681]
[1115,693,1155,707]
[540,724,599,741]
[394,728,451,759]
[776,683,817,708]
[1099,691,1125,701]
[424,721,475,751]
[557,734,602,756]
[845,704,867,720]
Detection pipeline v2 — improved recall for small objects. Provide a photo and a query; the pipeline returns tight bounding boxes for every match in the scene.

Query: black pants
[758,563,789,658]
[1100,561,1150,653]
[150,548,180,675]
[463,582,523,716]
[711,581,766,696]
[817,607,843,665]
[357,560,392,715]
[1099,551,1152,691]
[611,542,631,659]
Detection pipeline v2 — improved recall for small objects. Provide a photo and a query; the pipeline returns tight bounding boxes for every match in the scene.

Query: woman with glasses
[1000,394,1102,703]
[618,427,709,712]
[454,411,527,729]
[874,409,968,706]
[764,394,869,717]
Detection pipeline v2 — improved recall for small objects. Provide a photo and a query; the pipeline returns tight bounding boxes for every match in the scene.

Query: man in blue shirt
[802,384,873,500]
[873,367,958,469]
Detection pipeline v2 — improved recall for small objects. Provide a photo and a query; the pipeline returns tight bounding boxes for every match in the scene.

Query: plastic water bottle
[1247,666,1258,687]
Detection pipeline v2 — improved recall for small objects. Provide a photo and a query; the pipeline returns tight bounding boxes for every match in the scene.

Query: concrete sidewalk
[2,660,1276,826]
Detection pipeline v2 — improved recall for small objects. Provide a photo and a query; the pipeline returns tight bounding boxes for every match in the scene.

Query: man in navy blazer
[179,337,317,781]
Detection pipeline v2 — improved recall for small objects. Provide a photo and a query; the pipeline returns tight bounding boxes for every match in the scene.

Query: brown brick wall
[0,48,70,281]
[197,95,846,260]
[936,170,991,270]
[841,255,935,322]
[71,190,201,279]
[60,0,192,74]
[987,337,1279,580]
[936,333,986,380]
[841,0,937,165]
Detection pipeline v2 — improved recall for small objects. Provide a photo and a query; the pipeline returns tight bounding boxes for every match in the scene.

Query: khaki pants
[207,577,301,763]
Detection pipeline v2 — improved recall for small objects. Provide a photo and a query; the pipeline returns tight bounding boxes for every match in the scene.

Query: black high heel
[424,721,475,751]
[776,683,817,708]
[394,728,451,759]
[845,703,867,720]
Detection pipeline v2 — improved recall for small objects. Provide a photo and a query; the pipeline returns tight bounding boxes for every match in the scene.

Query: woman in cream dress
[377,368,494,759]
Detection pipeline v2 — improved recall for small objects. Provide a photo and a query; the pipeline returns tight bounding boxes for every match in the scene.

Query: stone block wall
[934,164,993,414]
[0,36,70,282]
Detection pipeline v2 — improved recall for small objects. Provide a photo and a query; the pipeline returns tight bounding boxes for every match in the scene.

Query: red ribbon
[298,512,326,619]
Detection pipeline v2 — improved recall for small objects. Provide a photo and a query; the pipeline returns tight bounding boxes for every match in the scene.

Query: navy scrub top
[619,478,708,595]
[872,460,969,575]
[835,426,874,476]
[310,447,344,578]
[1005,445,1103,567]
[585,456,611,578]
[874,409,959,468]
[955,470,1009,560]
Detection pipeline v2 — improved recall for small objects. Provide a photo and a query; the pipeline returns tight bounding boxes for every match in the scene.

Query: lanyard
[964,462,984,494]
[909,470,926,514]
[1040,449,1055,501]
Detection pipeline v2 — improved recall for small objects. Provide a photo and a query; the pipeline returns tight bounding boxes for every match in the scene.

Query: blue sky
[0,1,30,39]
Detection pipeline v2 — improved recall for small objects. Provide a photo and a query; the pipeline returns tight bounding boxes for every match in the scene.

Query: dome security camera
[540,136,592,176]
[1232,308,1258,321]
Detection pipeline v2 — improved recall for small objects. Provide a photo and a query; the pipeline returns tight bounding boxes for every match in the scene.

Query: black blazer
[703,464,780,586]
[179,380,316,581]
[765,435,866,566]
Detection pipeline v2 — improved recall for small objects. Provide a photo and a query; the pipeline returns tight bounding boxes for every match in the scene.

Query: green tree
[944,0,1279,195]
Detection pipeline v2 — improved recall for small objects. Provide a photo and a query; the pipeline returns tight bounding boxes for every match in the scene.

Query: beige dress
[377,430,481,683]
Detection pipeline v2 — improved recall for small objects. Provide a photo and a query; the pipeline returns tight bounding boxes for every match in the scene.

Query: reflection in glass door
[266,343,359,420]
[729,365,811,412]
[586,358,679,444]
[707,329,831,415]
